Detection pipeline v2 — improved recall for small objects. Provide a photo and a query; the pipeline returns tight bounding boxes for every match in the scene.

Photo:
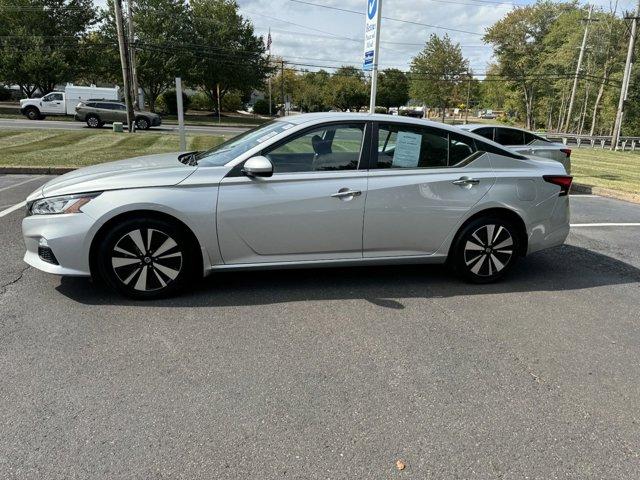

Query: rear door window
[472,127,494,141]
[495,128,525,146]
[376,123,475,168]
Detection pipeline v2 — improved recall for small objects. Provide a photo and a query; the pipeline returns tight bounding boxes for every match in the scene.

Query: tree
[410,34,468,122]
[97,0,193,111]
[377,68,409,109]
[329,66,368,111]
[190,0,271,113]
[0,0,98,96]
[297,70,331,112]
[484,2,573,129]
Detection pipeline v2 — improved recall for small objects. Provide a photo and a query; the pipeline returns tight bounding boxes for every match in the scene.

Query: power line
[286,0,484,36]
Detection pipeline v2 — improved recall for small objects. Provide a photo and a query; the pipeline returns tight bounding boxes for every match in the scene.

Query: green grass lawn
[0,129,224,168]
[571,148,640,195]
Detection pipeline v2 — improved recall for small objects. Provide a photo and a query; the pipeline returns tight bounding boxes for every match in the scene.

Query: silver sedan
[22,113,572,298]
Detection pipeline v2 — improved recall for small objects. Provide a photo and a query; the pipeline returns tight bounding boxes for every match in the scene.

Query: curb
[571,182,640,204]
[0,166,76,175]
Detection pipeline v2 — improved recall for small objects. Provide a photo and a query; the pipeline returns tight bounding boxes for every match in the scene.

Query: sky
[94,0,634,76]
[236,0,630,76]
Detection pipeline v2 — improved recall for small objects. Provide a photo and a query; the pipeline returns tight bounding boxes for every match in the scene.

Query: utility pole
[611,1,639,150]
[114,0,135,132]
[127,0,140,110]
[564,4,593,133]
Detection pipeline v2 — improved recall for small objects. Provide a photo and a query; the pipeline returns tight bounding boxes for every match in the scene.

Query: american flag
[266,28,272,52]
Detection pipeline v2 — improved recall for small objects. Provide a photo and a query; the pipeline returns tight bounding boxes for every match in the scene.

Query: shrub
[157,90,191,115]
[0,86,11,101]
[222,91,243,112]
[190,91,213,111]
[253,98,275,115]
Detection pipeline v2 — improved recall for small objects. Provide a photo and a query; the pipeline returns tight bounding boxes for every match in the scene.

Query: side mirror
[242,156,273,178]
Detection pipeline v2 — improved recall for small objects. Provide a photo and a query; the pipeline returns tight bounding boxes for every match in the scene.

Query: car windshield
[196,120,295,166]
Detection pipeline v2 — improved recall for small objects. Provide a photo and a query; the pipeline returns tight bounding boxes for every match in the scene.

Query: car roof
[276,112,495,136]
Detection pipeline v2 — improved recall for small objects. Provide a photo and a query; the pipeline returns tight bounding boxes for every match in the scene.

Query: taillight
[543,175,573,196]
[560,148,571,158]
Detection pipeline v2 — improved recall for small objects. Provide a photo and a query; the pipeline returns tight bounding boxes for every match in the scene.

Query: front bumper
[22,212,94,276]
[152,116,162,126]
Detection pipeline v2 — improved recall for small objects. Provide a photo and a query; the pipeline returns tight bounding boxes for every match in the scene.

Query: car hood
[33,152,197,199]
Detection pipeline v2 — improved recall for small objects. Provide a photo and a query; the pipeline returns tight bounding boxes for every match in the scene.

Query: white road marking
[571,223,640,227]
[569,194,600,198]
[0,201,26,218]
[0,175,45,193]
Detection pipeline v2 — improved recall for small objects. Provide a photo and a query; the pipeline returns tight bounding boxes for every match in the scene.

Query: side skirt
[206,254,448,274]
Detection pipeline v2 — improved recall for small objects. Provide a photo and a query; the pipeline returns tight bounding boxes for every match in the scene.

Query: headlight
[29,193,101,216]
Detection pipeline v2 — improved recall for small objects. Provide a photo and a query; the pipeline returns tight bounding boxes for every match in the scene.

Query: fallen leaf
[396,459,406,471]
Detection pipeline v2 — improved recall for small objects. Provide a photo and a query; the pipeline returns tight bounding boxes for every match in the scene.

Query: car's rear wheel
[96,217,193,299]
[86,114,102,128]
[451,217,520,283]
[135,117,150,130]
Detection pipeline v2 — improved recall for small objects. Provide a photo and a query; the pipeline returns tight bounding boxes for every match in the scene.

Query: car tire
[450,216,520,283]
[135,117,150,130]
[24,107,41,120]
[86,114,102,128]
[95,217,194,299]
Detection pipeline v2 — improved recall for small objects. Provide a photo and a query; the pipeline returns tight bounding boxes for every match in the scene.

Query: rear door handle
[331,188,362,198]
[452,177,480,186]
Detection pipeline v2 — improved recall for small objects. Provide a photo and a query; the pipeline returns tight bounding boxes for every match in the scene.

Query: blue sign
[363,51,374,71]
[367,0,377,20]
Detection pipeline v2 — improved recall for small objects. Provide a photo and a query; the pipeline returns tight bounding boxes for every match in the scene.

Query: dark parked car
[74,100,161,130]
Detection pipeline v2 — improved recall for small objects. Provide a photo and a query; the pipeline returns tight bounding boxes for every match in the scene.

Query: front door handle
[331,188,362,198]
[452,177,480,186]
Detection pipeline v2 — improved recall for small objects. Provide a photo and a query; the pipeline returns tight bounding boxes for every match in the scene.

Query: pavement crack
[0,265,30,296]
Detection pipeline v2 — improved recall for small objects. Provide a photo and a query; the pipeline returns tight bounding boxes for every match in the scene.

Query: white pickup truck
[19,84,119,120]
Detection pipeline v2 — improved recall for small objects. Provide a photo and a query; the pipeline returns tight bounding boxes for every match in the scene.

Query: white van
[19,84,120,120]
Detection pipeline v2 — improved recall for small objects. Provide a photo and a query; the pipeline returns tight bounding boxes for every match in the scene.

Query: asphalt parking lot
[1,174,639,479]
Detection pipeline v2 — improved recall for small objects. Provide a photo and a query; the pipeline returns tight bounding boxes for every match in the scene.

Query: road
[1,175,639,479]
[0,118,250,136]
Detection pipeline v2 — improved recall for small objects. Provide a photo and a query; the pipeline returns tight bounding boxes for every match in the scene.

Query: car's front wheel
[451,217,520,283]
[96,217,194,298]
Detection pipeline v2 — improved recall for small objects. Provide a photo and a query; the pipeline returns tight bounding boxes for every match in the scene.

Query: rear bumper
[527,195,570,254]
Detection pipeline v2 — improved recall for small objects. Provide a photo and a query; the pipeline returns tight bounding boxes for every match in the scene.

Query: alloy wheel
[136,118,149,130]
[87,116,99,127]
[111,228,183,292]
[463,224,514,277]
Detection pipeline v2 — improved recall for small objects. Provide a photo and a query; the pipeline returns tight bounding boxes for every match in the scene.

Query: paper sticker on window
[393,131,422,167]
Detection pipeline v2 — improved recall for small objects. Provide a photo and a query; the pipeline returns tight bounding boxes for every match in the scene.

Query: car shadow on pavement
[56,244,640,308]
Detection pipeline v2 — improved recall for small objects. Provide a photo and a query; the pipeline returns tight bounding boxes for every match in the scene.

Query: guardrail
[543,133,640,151]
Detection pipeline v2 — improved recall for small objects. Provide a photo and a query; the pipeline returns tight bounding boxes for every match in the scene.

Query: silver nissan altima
[22,113,572,298]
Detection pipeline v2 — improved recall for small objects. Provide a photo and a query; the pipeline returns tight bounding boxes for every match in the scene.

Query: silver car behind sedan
[457,124,572,173]
[23,113,572,298]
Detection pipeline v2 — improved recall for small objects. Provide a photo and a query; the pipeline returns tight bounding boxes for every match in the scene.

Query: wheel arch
[88,209,204,280]
[448,207,528,259]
